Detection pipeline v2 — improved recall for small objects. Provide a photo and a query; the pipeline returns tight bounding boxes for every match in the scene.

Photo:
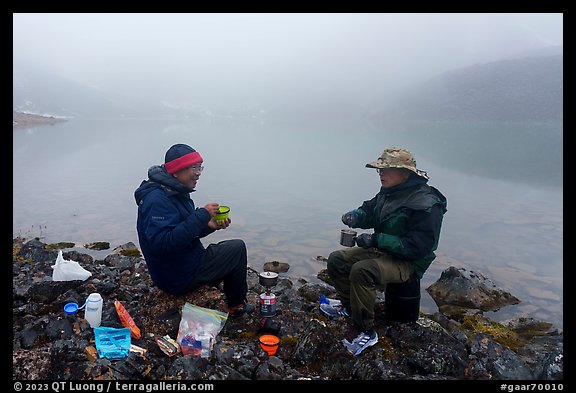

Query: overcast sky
[13,13,563,108]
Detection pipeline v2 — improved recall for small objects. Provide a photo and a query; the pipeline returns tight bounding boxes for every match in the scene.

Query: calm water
[13,118,563,330]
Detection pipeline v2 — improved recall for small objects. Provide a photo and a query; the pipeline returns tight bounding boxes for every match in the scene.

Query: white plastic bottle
[84,293,103,328]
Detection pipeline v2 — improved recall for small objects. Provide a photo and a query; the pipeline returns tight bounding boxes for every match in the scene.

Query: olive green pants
[327,247,415,331]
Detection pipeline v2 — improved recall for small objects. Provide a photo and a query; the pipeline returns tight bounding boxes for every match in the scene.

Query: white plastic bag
[51,250,92,281]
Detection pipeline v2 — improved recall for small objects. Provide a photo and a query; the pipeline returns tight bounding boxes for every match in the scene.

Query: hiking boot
[343,329,378,356]
[228,303,255,318]
[319,303,350,318]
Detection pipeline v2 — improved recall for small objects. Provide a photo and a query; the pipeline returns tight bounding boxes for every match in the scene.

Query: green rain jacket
[352,177,447,279]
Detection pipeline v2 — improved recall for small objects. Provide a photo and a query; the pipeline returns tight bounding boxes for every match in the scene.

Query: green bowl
[214,205,230,222]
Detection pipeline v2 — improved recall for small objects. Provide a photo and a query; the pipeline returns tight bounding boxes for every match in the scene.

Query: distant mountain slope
[13,63,197,119]
[381,53,563,123]
[13,63,123,118]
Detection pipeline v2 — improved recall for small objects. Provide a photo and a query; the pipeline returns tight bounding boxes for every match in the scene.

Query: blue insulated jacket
[134,165,215,294]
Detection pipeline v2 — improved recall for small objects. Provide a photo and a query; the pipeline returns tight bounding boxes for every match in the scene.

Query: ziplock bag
[176,303,228,357]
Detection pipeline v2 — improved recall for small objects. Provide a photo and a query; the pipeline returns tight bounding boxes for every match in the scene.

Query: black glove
[356,233,376,248]
[341,210,360,227]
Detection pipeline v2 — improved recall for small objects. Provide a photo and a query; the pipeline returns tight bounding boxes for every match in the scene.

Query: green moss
[84,242,110,250]
[280,335,298,345]
[378,336,396,361]
[120,249,142,257]
[46,242,75,250]
[237,331,258,341]
[13,244,23,261]
[461,315,525,351]
[511,321,553,340]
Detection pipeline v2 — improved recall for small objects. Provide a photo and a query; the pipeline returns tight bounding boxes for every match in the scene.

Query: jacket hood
[134,165,193,205]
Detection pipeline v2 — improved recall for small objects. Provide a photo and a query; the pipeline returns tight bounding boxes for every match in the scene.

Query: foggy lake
[13,12,563,333]
[12,117,563,330]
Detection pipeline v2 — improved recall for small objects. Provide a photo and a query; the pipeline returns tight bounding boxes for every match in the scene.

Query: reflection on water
[13,118,563,330]
[395,121,563,187]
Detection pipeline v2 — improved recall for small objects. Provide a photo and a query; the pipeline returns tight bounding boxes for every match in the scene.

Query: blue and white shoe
[319,302,350,318]
[343,329,378,356]
[319,294,341,306]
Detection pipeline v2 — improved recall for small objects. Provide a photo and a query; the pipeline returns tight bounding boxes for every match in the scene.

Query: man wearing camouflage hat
[321,147,447,355]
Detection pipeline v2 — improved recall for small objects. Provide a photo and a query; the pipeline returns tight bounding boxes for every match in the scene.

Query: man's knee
[349,263,374,286]
[218,239,247,266]
[229,238,246,251]
[327,250,346,272]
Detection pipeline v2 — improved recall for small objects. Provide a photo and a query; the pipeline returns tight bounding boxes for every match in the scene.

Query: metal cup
[340,229,357,247]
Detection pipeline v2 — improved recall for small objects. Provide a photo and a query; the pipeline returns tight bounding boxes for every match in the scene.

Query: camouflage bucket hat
[365,147,429,179]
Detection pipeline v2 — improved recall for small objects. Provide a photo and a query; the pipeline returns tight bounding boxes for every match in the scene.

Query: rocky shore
[13,111,67,129]
[12,237,563,381]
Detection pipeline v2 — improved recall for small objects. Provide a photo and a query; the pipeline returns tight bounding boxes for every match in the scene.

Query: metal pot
[340,229,357,247]
[259,271,279,287]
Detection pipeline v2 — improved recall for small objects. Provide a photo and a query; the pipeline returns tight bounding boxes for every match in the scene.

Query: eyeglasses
[189,165,204,173]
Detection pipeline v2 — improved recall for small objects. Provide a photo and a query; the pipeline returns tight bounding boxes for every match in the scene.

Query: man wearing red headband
[134,143,253,318]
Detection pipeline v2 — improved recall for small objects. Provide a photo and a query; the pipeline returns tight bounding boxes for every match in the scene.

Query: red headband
[164,151,203,174]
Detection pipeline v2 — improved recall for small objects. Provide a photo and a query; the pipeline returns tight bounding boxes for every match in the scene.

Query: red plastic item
[114,300,141,339]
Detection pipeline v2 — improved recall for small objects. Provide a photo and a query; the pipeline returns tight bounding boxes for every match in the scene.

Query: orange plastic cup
[259,334,280,356]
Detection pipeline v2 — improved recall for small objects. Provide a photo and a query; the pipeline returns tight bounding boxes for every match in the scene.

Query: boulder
[426,266,520,311]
